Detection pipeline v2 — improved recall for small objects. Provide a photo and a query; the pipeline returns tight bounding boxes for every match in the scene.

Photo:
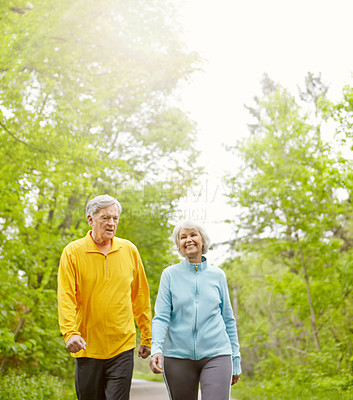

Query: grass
[133,369,164,382]
[0,372,76,400]
[133,351,164,382]
[231,379,353,400]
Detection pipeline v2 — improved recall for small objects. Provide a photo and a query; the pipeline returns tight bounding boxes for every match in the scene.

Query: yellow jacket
[57,231,152,359]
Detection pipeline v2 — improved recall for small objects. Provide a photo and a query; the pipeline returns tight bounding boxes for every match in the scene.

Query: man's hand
[231,374,240,385]
[66,335,87,353]
[149,352,164,374]
[138,345,151,359]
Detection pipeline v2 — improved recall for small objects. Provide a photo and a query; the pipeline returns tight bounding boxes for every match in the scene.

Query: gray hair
[86,194,122,217]
[172,220,211,256]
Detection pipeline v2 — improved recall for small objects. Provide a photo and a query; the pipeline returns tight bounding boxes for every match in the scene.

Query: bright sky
[176,0,353,264]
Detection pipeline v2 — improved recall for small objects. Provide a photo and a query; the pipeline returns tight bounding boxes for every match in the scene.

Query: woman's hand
[231,374,240,385]
[149,352,164,374]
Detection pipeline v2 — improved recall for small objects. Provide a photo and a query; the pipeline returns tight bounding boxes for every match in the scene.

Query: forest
[223,73,353,400]
[1,1,353,399]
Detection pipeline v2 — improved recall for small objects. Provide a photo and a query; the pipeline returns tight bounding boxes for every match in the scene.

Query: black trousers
[75,349,134,400]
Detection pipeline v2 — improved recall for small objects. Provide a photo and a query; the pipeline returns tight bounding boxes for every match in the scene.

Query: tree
[224,73,353,381]
[0,0,201,375]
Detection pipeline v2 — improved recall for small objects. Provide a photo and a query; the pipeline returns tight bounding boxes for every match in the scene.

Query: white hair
[86,194,122,217]
[172,220,211,256]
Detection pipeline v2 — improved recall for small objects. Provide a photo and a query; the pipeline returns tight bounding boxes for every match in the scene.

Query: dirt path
[130,379,169,399]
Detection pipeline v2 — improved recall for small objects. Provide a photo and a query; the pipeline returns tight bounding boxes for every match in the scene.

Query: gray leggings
[163,355,232,400]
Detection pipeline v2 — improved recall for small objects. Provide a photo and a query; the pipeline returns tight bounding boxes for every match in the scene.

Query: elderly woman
[149,220,241,400]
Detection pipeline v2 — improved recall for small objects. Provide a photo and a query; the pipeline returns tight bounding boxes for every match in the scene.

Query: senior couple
[58,194,241,400]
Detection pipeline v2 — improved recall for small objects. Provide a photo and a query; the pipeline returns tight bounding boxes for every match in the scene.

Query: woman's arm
[220,271,242,376]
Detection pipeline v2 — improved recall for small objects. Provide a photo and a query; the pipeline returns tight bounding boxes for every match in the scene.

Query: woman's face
[179,228,204,262]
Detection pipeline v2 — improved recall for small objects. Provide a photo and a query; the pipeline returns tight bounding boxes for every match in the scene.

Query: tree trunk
[296,236,321,352]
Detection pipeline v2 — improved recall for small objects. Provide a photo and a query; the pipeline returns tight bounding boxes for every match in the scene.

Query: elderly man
[58,194,152,400]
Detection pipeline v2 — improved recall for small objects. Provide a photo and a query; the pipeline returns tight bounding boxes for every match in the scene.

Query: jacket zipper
[105,255,108,279]
[194,263,199,358]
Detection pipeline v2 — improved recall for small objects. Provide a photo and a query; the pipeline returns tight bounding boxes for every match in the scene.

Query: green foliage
[0,371,76,400]
[0,0,201,379]
[224,73,353,391]
[232,378,353,400]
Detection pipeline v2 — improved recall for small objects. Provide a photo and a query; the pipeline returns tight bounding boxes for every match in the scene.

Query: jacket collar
[183,255,207,270]
[84,230,122,254]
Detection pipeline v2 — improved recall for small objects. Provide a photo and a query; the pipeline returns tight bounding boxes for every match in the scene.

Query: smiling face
[87,204,120,245]
[178,228,204,263]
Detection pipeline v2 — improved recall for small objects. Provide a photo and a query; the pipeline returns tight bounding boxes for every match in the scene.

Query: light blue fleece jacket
[151,257,241,375]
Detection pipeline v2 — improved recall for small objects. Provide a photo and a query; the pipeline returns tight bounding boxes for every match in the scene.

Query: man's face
[88,204,120,243]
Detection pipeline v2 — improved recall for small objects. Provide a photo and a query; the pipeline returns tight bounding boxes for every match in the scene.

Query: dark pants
[163,355,232,400]
[75,349,134,400]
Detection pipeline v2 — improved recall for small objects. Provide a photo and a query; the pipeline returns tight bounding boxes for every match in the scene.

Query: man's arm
[57,247,83,349]
[130,246,152,349]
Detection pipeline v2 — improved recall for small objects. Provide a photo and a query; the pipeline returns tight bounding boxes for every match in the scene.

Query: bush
[231,377,353,400]
[0,371,76,400]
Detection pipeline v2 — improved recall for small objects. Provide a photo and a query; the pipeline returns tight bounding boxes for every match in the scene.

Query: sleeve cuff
[232,356,242,375]
[140,337,152,347]
[151,343,163,356]
[64,331,81,343]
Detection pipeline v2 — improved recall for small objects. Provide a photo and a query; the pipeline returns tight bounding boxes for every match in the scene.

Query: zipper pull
[195,264,198,271]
